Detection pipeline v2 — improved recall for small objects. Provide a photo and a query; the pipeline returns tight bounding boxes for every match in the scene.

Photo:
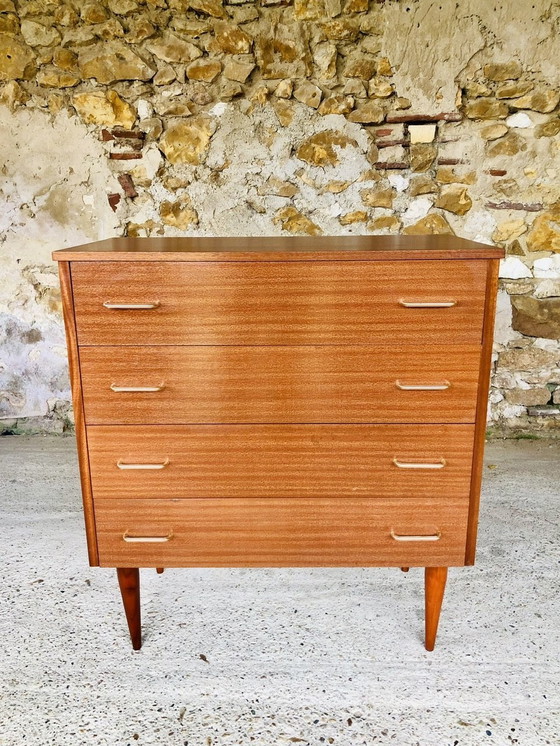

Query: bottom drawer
[94,498,469,568]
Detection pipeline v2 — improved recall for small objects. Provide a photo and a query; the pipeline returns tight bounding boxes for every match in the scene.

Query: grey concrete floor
[0,437,559,746]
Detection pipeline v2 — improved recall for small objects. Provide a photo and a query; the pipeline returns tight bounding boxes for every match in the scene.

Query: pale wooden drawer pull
[395,380,451,391]
[399,300,457,308]
[110,383,165,393]
[117,459,170,470]
[392,457,447,469]
[123,531,173,543]
[103,301,160,310]
[390,530,441,542]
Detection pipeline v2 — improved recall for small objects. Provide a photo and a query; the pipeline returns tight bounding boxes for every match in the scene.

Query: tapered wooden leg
[424,566,447,651]
[156,567,164,574]
[400,567,410,572]
[116,568,141,650]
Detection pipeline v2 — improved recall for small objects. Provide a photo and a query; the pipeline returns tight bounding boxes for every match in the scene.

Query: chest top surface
[52,235,504,263]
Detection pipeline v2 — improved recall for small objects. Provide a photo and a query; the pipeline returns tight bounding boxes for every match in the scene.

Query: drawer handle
[392,457,447,469]
[390,530,441,542]
[117,459,170,470]
[110,383,165,393]
[103,301,160,310]
[395,380,451,391]
[123,531,173,543]
[399,300,457,308]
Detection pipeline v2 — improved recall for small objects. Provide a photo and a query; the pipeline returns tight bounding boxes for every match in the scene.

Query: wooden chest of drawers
[54,235,503,651]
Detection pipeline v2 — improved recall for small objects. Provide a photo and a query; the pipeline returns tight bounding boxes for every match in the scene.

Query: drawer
[94,497,469,567]
[87,424,475,500]
[80,345,481,425]
[71,260,488,346]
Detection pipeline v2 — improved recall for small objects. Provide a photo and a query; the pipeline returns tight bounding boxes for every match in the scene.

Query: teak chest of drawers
[53,235,504,651]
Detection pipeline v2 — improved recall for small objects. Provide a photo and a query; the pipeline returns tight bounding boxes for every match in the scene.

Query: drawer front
[80,345,481,425]
[71,260,487,345]
[87,424,475,500]
[94,497,469,567]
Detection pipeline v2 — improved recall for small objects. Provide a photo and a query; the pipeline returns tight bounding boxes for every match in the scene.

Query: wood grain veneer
[52,234,505,262]
[86,424,475,500]
[95,497,470,568]
[71,260,488,346]
[57,262,98,565]
[53,235,504,650]
[79,344,481,425]
[465,258,500,564]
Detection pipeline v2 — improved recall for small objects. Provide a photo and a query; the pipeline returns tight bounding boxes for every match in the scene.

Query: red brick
[377,139,408,148]
[375,162,408,170]
[109,152,143,160]
[107,193,121,211]
[118,173,138,199]
[486,201,543,212]
[387,112,462,123]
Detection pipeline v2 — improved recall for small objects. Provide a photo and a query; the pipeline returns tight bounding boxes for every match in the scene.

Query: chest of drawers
[54,235,503,651]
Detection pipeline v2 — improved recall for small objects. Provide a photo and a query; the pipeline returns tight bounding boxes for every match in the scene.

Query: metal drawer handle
[103,301,160,310]
[117,459,170,470]
[399,300,457,308]
[392,457,447,469]
[390,530,441,542]
[123,531,173,543]
[395,380,451,391]
[110,383,165,393]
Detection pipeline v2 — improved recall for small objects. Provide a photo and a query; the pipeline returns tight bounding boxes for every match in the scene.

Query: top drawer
[71,260,488,346]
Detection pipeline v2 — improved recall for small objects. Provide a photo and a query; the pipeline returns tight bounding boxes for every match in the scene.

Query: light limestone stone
[293,81,322,109]
[402,213,455,235]
[159,116,215,165]
[492,219,527,243]
[213,23,252,54]
[0,33,35,80]
[20,19,60,47]
[188,0,225,18]
[483,61,522,81]
[481,123,508,141]
[186,58,221,82]
[36,67,79,88]
[296,131,358,167]
[73,90,136,129]
[223,58,254,83]
[274,206,322,235]
[408,124,436,143]
[146,32,203,64]
[79,42,155,83]
[513,87,560,113]
[526,208,560,254]
[347,101,384,124]
[160,199,199,229]
[499,257,532,279]
[360,187,394,208]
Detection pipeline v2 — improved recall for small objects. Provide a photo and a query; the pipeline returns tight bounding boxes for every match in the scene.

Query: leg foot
[424,566,447,651]
[400,567,410,572]
[117,568,141,650]
[156,567,164,574]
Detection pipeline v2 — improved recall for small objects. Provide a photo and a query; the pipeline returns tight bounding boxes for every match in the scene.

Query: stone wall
[0,0,559,435]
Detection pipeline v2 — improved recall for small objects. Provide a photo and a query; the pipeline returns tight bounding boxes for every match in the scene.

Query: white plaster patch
[494,289,520,345]
[401,197,432,225]
[136,99,153,120]
[388,173,410,192]
[209,102,228,117]
[463,210,498,244]
[499,257,532,279]
[506,112,533,128]
[533,255,560,278]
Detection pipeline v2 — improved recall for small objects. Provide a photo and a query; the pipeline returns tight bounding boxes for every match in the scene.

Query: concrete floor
[0,437,559,746]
